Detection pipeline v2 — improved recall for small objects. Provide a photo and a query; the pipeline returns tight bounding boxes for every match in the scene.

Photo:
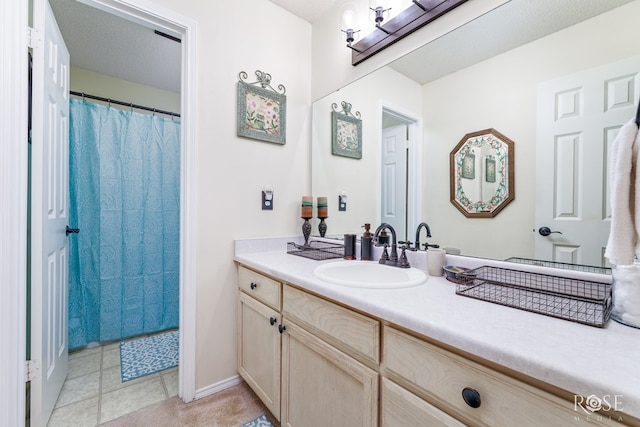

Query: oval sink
[312,261,427,289]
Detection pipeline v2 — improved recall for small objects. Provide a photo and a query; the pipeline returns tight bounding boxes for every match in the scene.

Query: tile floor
[47,341,178,427]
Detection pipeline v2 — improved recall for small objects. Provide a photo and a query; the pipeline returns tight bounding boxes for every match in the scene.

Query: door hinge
[27,26,42,50]
[25,359,39,382]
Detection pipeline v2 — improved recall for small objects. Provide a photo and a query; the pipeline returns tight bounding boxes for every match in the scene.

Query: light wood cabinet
[383,325,625,427]
[237,264,629,427]
[282,284,379,366]
[238,266,281,310]
[281,321,378,427]
[381,377,465,427]
[237,288,282,420]
[238,265,378,425]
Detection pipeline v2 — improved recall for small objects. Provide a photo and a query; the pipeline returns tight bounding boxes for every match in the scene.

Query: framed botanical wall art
[331,101,362,159]
[486,157,496,182]
[461,153,475,179]
[237,70,286,145]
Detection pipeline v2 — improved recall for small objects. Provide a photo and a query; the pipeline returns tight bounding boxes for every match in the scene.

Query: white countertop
[234,237,640,421]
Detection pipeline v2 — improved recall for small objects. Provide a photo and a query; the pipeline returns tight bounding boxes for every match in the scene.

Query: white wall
[421,1,640,259]
[137,0,312,392]
[70,67,180,114]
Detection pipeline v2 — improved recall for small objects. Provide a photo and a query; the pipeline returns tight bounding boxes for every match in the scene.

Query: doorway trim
[0,1,29,425]
[0,0,197,424]
[379,104,422,241]
[77,0,198,404]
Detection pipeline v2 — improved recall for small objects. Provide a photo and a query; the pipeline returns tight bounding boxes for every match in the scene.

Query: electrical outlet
[262,191,273,210]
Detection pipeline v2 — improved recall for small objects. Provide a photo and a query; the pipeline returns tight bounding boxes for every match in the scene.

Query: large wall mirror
[311,0,640,269]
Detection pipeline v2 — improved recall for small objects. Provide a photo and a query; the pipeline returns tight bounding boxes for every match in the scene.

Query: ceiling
[48,0,330,94]
[49,0,634,95]
[389,0,635,85]
[50,0,182,93]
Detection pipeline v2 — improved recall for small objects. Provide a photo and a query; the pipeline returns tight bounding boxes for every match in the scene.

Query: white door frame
[77,0,198,405]
[0,0,198,424]
[378,104,422,241]
[0,1,29,426]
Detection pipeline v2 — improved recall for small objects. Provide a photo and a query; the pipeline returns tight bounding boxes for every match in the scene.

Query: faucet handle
[423,242,440,250]
[399,240,416,251]
[380,244,390,262]
[398,246,411,268]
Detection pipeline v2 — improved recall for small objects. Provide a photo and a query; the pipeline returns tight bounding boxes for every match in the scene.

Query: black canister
[361,223,373,261]
[344,234,356,260]
[377,228,389,246]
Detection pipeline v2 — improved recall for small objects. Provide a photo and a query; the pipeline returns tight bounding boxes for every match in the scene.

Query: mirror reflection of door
[380,108,418,242]
[536,55,640,267]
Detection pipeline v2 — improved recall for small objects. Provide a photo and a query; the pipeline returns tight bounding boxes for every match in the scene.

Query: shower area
[67,95,180,373]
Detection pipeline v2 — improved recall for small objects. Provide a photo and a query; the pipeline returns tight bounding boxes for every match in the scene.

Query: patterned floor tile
[100,378,167,423]
[48,396,99,427]
[55,371,100,408]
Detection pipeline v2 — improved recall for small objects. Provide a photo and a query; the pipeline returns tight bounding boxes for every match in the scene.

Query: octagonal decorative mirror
[450,128,515,218]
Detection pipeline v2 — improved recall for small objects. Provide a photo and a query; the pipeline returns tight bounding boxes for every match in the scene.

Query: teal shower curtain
[68,98,180,349]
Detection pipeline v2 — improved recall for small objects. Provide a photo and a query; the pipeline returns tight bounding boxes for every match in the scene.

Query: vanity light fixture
[345,0,469,65]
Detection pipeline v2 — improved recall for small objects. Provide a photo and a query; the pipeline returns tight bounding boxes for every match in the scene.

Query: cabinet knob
[462,387,481,408]
[270,317,277,326]
[250,282,258,290]
[278,324,286,334]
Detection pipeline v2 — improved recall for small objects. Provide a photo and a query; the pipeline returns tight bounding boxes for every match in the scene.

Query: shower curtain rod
[70,90,181,118]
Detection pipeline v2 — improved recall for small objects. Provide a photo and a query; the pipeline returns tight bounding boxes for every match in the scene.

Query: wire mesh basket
[504,257,612,275]
[287,240,344,261]
[455,266,612,327]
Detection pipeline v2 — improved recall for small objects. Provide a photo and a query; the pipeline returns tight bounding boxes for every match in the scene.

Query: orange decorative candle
[301,196,313,218]
[317,196,328,218]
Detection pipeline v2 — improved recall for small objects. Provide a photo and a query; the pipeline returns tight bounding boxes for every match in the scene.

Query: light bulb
[342,8,356,30]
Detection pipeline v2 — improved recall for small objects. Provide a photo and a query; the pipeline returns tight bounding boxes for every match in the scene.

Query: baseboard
[194,375,243,400]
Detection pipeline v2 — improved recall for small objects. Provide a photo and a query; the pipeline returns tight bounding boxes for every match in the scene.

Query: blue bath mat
[241,414,273,427]
[120,330,179,382]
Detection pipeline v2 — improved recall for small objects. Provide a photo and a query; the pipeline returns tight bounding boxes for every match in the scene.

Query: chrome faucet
[415,222,439,251]
[373,223,410,268]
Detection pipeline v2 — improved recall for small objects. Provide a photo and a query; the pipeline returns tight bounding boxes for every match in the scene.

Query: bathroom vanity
[235,238,639,426]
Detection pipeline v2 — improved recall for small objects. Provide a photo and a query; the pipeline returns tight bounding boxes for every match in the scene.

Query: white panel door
[381,124,408,241]
[31,0,70,425]
[536,56,640,267]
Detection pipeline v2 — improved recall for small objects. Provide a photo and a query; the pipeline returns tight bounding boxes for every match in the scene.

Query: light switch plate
[338,195,347,211]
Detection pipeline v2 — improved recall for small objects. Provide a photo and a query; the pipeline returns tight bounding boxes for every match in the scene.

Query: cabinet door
[238,292,281,420]
[281,321,378,427]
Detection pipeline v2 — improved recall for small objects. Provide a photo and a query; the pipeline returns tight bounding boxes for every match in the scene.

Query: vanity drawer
[383,326,622,427]
[283,285,379,365]
[238,266,281,310]
[381,377,465,427]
